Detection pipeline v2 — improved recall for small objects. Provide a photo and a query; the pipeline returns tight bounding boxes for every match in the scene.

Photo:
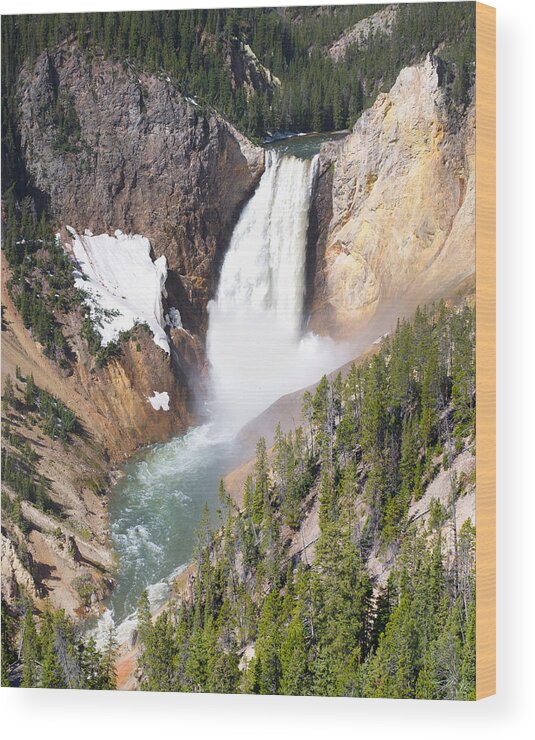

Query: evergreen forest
[135,302,476,699]
[1,5,477,697]
[1,600,116,689]
[2,3,475,193]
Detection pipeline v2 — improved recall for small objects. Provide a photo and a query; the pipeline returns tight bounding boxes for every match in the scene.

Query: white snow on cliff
[148,391,170,411]
[67,228,170,354]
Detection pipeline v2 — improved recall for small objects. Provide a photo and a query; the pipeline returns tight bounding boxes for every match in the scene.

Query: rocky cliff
[18,44,264,335]
[326,5,399,62]
[1,269,116,617]
[11,44,264,456]
[3,42,265,620]
[310,55,475,337]
[228,41,281,99]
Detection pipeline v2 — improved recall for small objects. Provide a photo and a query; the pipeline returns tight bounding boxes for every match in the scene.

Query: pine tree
[251,437,269,528]
[279,594,311,695]
[24,373,36,407]
[100,622,117,689]
[20,607,39,688]
[251,590,281,695]
[184,610,210,692]
[39,608,65,688]
[457,598,476,700]
[80,637,105,689]
[2,374,14,415]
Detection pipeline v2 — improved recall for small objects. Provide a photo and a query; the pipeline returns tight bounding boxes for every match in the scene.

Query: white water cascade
[207,149,343,431]
[215,150,317,334]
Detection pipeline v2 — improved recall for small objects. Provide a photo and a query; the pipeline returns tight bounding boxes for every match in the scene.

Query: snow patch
[67,229,170,353]
[148,391,170,411]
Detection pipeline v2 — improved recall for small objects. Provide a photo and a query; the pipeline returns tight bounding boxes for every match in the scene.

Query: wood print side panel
[475,1,496,700]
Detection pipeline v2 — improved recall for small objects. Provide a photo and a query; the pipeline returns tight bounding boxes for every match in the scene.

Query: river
[93,131,350,646]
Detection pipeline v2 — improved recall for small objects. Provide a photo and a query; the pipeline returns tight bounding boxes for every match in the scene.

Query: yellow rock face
[316,56,475,337]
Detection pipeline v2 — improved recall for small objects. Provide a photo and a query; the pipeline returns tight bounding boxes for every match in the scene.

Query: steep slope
[309,55,475,337]
[228,40,281,98]
[326,4,399,62]
[8,44,265,459]
[2,296,115,618]
[17,44,264,336]
[128,302,476,698]
[2,43,264,622]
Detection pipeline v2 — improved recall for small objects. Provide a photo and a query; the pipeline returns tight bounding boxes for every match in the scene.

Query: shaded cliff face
[310,56,475,337]
[304,158,333,323]
[11,45,264,456]
[17,45,264,335]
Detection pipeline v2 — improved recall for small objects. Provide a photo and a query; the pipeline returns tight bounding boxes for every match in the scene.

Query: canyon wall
[3,48,476,622]
[2,263,115,617]
[310,55,475,337]
[18,44,264,335]
[3,45,265,615]
[12,45,264,454]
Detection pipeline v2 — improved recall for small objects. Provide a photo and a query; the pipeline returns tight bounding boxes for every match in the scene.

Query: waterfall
[91,152,323,642]
[207,149,343,432]
[214,150,318,336]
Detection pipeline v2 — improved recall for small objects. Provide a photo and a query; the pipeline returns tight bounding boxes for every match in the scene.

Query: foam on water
[91,423,242,641]
[92,563,188,649]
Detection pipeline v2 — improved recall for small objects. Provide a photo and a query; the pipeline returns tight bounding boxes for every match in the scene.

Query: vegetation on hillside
[2,198,145,369]
[1,370,116,689]
[2,195,78,365]
[0,4,476,369]
[1,369,82,533]
[1,6,477,696]
[1,599,116,689]
[135,302,476,699]
[3,302,475,695]
[2,3,475,194]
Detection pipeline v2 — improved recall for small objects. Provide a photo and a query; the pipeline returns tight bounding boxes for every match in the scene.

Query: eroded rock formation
[310,55,475,337]
[18,45,264,335]
[326,4,399,62]
[12,45,265,455]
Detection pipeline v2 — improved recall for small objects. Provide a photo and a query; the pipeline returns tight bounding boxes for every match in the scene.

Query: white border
[1,2,534,739]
